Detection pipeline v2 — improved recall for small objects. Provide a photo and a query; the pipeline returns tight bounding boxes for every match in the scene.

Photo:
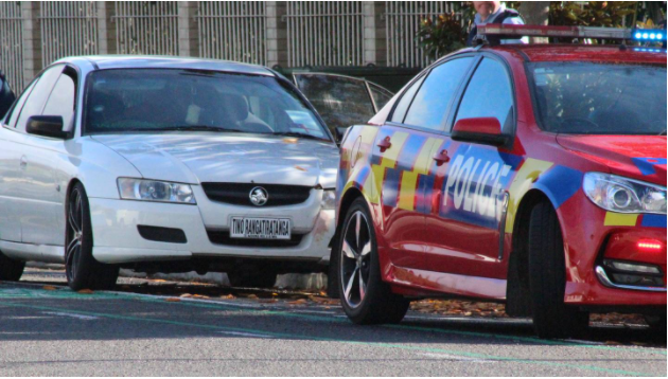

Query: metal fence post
[178,1,197,57]
[363,1,386,66]
[20,1,41,88]
[266,1,287,68]
[98,1,116,55]
[0,2,24,91]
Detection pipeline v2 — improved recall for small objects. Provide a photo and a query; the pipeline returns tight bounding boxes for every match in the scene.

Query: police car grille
[201,183,312,207]
[206,230,305,248]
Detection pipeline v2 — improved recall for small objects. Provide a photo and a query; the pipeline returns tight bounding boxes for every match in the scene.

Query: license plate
[230,217,291,240]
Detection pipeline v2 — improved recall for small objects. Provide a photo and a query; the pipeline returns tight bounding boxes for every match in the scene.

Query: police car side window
[455,58,514,133]
[403,57,473,132]
[390,75,426,124]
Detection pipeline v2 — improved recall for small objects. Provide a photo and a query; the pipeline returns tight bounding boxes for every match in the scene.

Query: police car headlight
[583,173,666,214]
[118,178,196,204]
[321,189,336,210]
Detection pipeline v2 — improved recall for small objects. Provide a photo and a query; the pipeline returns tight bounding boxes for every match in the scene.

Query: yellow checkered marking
[397,138,442,210]
[505,158,554,233]
[604,212,639,227]
[366,132,409,204]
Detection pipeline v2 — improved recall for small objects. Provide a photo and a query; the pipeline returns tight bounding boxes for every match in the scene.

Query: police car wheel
[337,198,409,325]
[528,201,589,339]
[65,183,119,291]
[0,250,24,281]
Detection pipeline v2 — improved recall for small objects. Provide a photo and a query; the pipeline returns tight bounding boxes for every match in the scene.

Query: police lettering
[443,155,511,221]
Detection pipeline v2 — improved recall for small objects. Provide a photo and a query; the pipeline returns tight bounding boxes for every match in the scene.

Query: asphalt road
[0,267,665,376]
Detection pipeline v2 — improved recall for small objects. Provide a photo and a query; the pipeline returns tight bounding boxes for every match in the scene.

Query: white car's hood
[92,133,339,188]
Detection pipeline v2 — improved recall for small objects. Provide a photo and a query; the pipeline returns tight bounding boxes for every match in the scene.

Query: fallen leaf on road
[259,299,278,304]
[43,286,57,291]
[193,294,210,299]
[180,293,193,298]
[77,289,94,294]
[221,294,236,299]
[165,298,181,302]
[288,299,308,305]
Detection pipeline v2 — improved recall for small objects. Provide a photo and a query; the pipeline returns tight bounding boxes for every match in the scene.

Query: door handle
[19,156,27,169]
[432,149,450,166]
[376,136,392,152]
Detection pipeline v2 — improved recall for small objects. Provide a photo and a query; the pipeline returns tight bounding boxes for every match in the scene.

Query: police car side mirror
[451,117,509,147]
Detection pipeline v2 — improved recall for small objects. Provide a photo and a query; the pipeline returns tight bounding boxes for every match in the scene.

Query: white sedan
[0,56,338,290]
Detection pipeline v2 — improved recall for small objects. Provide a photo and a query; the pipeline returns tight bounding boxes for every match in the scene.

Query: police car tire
[528,201,589,339]
[227,269,278,289]
[0,251,25,281]
[338,198,409,325]
[65,183,119,291]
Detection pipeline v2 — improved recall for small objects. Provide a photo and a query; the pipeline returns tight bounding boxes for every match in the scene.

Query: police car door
[375,57,475,271]
[425,56,519,278]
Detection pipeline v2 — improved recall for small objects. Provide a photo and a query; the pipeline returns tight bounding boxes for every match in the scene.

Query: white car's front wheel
[65,183,119,291]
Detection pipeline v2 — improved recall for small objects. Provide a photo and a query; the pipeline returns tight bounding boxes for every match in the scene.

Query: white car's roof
[55,55,274,76]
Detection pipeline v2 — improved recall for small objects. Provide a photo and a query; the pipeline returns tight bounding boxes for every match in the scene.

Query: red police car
[334,26,667,338]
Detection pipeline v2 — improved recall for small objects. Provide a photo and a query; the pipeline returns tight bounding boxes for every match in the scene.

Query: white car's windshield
[530,62,667,135]
[84,69,330,141]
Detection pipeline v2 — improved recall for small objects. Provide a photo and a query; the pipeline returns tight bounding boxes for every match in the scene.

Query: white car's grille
[201,183,312,207]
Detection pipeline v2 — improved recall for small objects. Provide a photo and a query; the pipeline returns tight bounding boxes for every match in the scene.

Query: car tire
[0,251,25,281]
[227,268,278,289]
[337,198,409,325]
[65,183,119,291]
[528,201,589,339]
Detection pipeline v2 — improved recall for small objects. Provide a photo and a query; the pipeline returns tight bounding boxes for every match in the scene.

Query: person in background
[467,1,528,46]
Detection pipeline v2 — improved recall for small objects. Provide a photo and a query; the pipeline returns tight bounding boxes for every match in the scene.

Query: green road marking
[2,301,655,377]
[2,285,666,358]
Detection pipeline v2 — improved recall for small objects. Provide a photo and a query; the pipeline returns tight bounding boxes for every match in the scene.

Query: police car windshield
[529,62,667,135]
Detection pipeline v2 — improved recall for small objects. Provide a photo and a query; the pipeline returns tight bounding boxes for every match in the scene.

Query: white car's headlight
[321,189,336,210]
[583,172,666,214]
[118,178,196,204]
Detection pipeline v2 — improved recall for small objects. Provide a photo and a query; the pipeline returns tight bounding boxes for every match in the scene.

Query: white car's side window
[14,65,64,132]
[3,79,38,129]
[42,71,76,132]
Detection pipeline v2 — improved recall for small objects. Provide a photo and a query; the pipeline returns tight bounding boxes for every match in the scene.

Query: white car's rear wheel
[65,183,119,291]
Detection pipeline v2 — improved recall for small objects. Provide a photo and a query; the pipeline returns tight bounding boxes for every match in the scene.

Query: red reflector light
[637,239,664,251]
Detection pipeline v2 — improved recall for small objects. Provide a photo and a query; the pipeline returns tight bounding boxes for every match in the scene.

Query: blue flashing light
[633,29,667,41]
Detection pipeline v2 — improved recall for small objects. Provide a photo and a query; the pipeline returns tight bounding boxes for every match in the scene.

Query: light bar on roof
[477,24,633,40]
[632,29,666,41]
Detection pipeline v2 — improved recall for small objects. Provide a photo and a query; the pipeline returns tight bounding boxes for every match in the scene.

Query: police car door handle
[377,137,392,152]
[432,150,450,166]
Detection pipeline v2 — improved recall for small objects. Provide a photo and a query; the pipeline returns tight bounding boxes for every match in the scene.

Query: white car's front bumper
[88,188,335,265]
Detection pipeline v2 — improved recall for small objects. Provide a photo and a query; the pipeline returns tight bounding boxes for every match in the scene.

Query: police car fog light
[603,259,661,274]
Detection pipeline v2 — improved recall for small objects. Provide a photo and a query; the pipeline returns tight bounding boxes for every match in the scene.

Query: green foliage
[415,12,468,60]
[548,1,636,27]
